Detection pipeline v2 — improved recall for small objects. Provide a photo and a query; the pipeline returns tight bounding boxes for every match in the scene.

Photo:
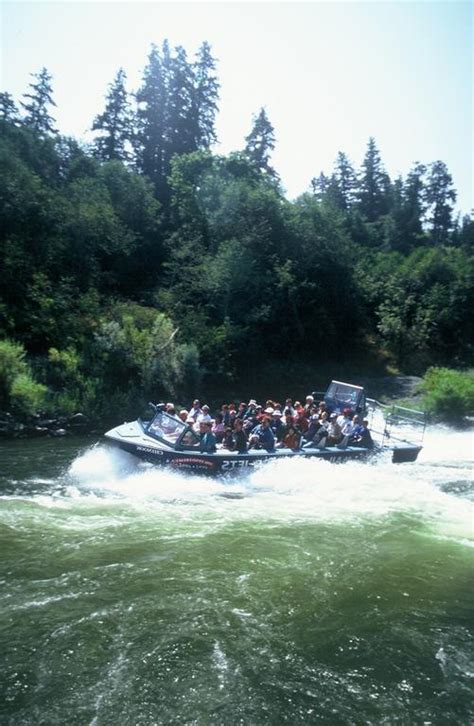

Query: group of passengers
[164,395,373,454]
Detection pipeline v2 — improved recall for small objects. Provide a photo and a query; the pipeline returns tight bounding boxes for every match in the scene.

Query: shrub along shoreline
[1,336,472,438]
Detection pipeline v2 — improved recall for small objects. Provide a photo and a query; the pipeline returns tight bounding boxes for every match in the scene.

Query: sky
[1,0,472,213]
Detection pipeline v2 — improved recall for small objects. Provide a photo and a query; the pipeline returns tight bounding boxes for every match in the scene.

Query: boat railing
[366,397,426,447]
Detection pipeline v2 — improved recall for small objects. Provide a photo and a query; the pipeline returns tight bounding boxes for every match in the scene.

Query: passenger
[313,411,330,445]
[284,398,296,417]
[295,407,309,433]
[232,418,248,453]
[326,413,343,445]
[212,413,225,443]
[270,410,285,443]
[245,400,258,418]
[178,409,189,423]
[235,402,247,420]
[304,395,314,412]
[279,423,301,451]
[243,408,259,434]
[352,419,374,448]
[189,399,202,421]
[196,404,213,426]
[341,414,359,439]
[199,421,217,453]
[255,405,264,420]
[303,413,321,446]
[222,426,234,450]
[317,401,328,417]
[221,404,231,427]
[165,402,176,415]
[250,417,276,452]
[337,407,352,428]
[228,402,237,423]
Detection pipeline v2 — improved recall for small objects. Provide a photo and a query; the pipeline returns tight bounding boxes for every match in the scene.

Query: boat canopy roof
[324,380,366,414]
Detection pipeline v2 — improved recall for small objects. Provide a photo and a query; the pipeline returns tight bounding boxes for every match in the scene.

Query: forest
[1,40,473,423]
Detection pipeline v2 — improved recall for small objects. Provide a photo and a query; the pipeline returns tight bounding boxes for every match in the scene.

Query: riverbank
[0,411,90,439]
[0,374,425,440]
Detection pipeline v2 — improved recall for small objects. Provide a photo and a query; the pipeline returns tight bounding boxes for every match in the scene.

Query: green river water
[0,428,473,725]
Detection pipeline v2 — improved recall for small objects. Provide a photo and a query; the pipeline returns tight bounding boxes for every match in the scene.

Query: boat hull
[105,435,372,473]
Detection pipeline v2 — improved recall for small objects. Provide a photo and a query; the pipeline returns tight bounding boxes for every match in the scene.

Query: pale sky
[1,0,473,213]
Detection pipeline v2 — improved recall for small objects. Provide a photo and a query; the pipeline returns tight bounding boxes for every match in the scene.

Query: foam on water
[54,428,474,545]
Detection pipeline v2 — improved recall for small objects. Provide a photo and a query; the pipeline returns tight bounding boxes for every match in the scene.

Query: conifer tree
[166,45,195,157]
[0,92,19,124]
[244,107,278,178]
[191,41,220,149]
[135,43,169,191]
[357,137,390,222]
[424,160,456,245]
[310,172,330,201]
[21,67,57,135]
[332,151,357,210]
[92,68,133,162]
[135,40,220,199]
[400,162,426,246]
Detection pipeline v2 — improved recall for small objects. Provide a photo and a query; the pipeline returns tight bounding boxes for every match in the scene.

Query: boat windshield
[325,380,364,412]
[146,411,187,445]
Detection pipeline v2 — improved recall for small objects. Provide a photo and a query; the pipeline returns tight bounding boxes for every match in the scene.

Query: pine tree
[135,43,169,191]
[191,41,219,150]
[166,45,195,157]
[357,137,390,222]
[424,160,457,245]
[333,151,357,210]
[399,162,426,248]
[0,92,19,124]
[310,172,330,201]
[21,67,57,135]
[244,107,278,178]
[92,68,133,162]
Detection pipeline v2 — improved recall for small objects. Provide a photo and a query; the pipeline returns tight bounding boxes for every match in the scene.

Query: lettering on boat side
[221,460,252,470]
[137,446,164,456]
[171,458,215,469]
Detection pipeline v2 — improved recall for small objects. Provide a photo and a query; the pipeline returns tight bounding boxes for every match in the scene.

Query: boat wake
[53,428,474,547]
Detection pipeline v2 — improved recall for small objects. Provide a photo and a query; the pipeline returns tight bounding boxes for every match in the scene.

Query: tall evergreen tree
[457,212,474,251]
[166,45,195,157]
[333,151,357,210]
[424,160,456,245]
[135,43,169,192]
[92,68,133,162]
[357,137,390,222]
[244,107,278,178]
[135,40,220,200]
[0,92,19,124]
[310,172,330,201]
[21,67,57,135]
[190,41,220,149]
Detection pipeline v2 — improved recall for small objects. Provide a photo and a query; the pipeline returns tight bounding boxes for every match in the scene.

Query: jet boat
[103,381,425,474]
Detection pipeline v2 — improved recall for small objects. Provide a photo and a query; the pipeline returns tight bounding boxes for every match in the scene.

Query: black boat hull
[104,433,420,475]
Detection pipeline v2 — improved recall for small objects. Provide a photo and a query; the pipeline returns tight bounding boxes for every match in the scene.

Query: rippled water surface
[1,428,473,724]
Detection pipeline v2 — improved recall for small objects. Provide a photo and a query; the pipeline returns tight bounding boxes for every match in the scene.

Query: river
[0,427,473,725]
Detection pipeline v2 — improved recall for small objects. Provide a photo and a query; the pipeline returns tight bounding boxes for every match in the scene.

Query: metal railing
[366,398,426,448]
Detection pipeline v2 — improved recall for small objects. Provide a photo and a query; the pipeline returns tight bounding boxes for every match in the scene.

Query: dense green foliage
[0,42,473,421]
[420,367,474,423]
[0,340,47,415]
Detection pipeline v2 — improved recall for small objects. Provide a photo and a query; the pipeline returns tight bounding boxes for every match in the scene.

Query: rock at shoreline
[0,411,89,439]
